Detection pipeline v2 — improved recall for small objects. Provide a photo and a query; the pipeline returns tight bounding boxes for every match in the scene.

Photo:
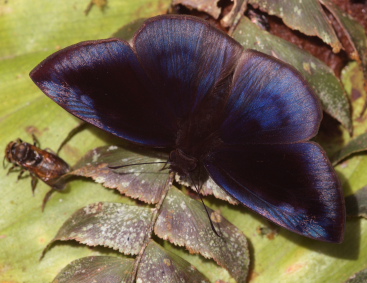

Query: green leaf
[345,186,367,218]
[52,256,135,283]
[346,268,367,283]
[248,0,342,52]
[332,133,367,165]
[233,16,352,132]
[155,187,249,283]
[341,62,367,133]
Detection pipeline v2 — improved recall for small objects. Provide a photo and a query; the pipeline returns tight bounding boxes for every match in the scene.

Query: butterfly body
[30,15,345,242]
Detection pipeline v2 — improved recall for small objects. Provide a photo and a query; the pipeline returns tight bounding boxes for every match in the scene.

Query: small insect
[4,135,70,211]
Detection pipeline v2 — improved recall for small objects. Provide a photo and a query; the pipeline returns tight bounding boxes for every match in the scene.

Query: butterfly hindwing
[204,142,344,242]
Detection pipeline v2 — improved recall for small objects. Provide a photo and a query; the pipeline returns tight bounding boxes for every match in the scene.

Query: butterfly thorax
[169,149,198,176]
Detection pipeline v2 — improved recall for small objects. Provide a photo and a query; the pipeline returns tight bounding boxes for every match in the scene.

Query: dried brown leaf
[248,0,342,52]
[172,0,221,19]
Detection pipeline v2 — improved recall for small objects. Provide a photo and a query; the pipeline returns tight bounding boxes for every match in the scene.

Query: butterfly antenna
[108,161,167,169]
[188,173,222,237]
[159,160,170,171]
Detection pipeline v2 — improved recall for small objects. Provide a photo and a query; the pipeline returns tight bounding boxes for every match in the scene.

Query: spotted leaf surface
[155,187,249,283]
[71,145,169,204]
[248,0,342,52]
[346,268,367,283]
[45,202,153,255]
[73,145,239,205]
[52,256,134,283]
[175,174,238,205]
[137,241,210,283]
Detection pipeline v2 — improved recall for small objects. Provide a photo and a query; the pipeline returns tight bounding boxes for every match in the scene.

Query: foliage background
[0,0,367,282]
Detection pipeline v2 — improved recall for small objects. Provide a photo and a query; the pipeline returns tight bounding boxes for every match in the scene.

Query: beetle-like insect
[4,135,70,211]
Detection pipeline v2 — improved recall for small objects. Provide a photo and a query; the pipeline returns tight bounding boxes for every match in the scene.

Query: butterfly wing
[204,142,344,242]
[221,50,322,145]
[30,15,242,147]
[204,50,344,242]
[30,39,172,146]
[133,15,243,119]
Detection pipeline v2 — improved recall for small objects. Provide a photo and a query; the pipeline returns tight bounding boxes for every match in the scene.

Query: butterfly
[30,14,345,242]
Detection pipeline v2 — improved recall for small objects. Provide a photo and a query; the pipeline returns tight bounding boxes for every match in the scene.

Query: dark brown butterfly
[30,15,345,242]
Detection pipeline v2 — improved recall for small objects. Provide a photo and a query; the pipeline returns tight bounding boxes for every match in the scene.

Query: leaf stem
[130,171,175,282]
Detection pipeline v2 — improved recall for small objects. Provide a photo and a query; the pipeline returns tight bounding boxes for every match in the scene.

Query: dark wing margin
[204,142,345,242]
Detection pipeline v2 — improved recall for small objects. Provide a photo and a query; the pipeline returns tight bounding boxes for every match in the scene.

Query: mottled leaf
[233,16,352,132]
[137,240,210,283]
[52,256,134,283]
[341,62,367,120]
[155,187,249,283]
[332,133,367,165]
[346,268,367,283]
[44,202,153,256]
[172,0,221,19]
[248,0,342,52]
[71,145,170,204]
[221,0,248,29]
[320,0,367,82]
[73,145,238,205]
[345,186,367,218]
[176,174,238,205]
